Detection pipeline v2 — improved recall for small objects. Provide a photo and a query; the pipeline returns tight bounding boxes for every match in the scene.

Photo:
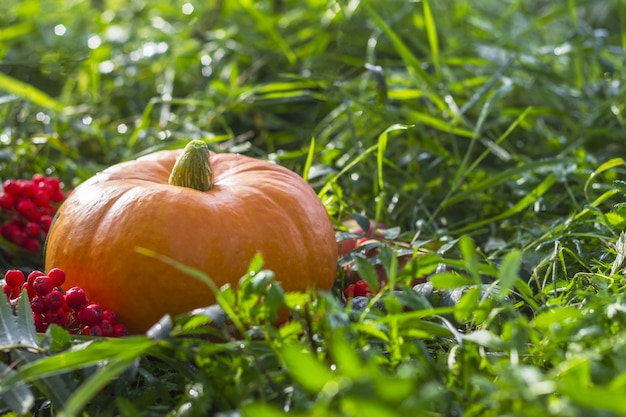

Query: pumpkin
[44,140,338,333]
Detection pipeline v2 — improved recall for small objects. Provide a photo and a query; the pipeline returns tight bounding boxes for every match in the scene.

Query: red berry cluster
[2,268,128,337]
[0,174,65,253]
[344,279,374,300]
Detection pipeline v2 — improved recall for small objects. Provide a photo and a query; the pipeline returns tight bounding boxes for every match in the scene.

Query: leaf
[462,329,504,349]
[280,344,339,394]
[422,0,440,78]
[376,124,410,192]
[41,324,71,352]
[452,173,558,234]
[497,250,522,297]
[584,157,625,203]
[533,306,584,334]
[302,136,315,182]
[0,290,39,350]
[0,290,20,347]
[0,72,65,112]
[364,63,387,104]
[146,315,173,340]
[57,343,152,417]
[459,235,480,281]
[430,272,473,290]
[0,361,34,414]
[15,290,38,346]
[348,211,373,233]
[361,0,436,92]
[329,331,364,379]
[454,286,481,323]
[354,255,380,293]
[378,226,401,240]
[0,336,155,396]
[340,396,402,417]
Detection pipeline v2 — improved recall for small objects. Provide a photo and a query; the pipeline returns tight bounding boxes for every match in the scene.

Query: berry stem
[168,140,214,192]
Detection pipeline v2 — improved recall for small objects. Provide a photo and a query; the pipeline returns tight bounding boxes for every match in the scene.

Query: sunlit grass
[1,0,626,415]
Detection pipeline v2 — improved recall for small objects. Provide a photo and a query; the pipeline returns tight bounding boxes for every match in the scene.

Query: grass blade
[422,0,440,78]
[361,0,436,91]
[452,173,558,234]
[0,72,65,113]
[302,136,315,182]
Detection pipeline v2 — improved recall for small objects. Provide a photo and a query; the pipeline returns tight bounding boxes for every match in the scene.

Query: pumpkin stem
[168,140,214,191]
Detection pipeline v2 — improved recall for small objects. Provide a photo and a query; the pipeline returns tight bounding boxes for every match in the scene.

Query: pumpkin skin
[44,148,338,333]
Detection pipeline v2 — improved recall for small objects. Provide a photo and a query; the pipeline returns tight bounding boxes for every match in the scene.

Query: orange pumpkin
[44,140,338,333]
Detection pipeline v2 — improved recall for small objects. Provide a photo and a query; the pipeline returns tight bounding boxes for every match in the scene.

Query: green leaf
[280,344,339,394]
[533,306,584,334]
[340,396,401,417]
[41,324,72,351]
[0,337,155,396]
[454,286,481,323]
[302,136,315,182]
[422,0,440,78]
[0,290,39,350]
[0,72,65,112]
[459,235,480,281]
[354,255,380,293]
[462,329,504,349]
[497,250,522,297]
[0,361,34,414]
[329,331,364,379]
[57,340,155,417]
[430,272,473,290]
[584,157,625,203]
[452,173,558,234]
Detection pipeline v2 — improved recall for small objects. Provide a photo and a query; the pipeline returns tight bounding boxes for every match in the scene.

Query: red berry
[27,270,45,287]
[44,289,65,310]
[33,276,54,295]
[44,307,66,326]
[30,296,47,314]
[3,180,20,197]
[83,324,103,336]
[4,287,18,299]
[100,319,114,337]
[353,280,373,297]
[32,174,46,184]
[16,200,39,222]
[51,189,64,203]
[24,240,41,253]
[24,222,41,238]
[18,180,35,198]
[10,230,27,245]
[0,193,14,210]
[22,283,36,300]
[65,287,88,310]
[32,313,47,332]
[39,206,55,217]
[47,268,66,287]
[4,269,25,287]
[77,303,103,326]
[44,177,61,192]
[102,309,118,325]
[112,323,128,337]
[32,190,50,207]
[39,215,53,232]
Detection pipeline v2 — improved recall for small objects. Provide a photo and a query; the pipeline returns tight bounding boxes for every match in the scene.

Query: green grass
[2,0,626,415]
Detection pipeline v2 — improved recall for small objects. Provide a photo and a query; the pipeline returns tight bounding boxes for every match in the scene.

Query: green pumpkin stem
[168,140,214,191]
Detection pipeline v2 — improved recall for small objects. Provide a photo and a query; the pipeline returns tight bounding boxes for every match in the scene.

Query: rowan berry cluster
[2,268,128,337]
[0,174,65,253]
